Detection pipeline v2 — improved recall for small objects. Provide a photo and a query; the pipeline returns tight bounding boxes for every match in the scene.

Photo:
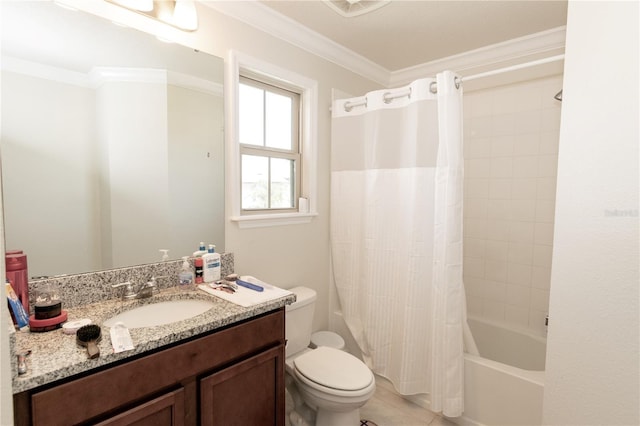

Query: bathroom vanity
[10,284,293,426]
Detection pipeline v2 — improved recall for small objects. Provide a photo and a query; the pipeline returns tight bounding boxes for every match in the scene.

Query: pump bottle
[178,256,194,287]
[193,242,207,257]
[202,244,221,283]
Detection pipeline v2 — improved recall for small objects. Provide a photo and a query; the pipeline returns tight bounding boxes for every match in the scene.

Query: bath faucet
[112,276,166,300]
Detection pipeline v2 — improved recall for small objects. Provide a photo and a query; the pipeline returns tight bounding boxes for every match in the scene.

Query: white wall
[463,75,562,336]
[96,79,170,268]
[167,84,225,257]
[1,71,101,277]
[543,1,639,425]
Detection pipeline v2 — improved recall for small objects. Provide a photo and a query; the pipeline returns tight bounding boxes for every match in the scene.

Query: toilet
[285,286,375,426]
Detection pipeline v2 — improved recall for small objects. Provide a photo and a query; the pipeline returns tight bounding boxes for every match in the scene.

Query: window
[239,77,300,213]
[228,51,318,228]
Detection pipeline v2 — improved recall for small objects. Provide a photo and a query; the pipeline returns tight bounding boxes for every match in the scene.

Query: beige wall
[463,75,562,335]
[543,1,639,424]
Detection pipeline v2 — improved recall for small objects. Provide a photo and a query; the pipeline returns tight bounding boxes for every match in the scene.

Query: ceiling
[259,0,568,72]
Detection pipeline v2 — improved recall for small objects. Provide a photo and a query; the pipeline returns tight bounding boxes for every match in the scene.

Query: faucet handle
[112,281,136,299]
[149,275,169,290]
[147,276,169,294]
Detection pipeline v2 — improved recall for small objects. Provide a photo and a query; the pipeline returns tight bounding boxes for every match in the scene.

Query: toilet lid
[294,346,373,391]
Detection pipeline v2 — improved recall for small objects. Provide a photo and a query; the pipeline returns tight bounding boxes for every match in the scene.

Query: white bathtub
[455,317,546,426]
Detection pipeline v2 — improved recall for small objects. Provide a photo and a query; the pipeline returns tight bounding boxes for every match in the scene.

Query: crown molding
[168,71,224,96]
[388,26,567,86]
[1,59,222,95]
[90,67,168,87]
[200,0,390,86]
[201,1,565,89]
[1,56,92,87]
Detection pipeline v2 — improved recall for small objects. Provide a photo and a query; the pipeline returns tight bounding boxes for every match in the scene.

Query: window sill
[230,212,318,229]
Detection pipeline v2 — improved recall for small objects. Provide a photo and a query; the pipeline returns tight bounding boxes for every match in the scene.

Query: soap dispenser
[159,249,169,261]
[178,256,194,288]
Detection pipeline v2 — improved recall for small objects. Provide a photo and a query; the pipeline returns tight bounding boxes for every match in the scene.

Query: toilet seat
[293,346,373,393]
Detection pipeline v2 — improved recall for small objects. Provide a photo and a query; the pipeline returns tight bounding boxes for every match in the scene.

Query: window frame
[239,76,301,214]
[226,51,318,228]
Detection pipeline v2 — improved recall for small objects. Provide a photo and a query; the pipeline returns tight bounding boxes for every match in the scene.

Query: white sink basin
[104,299,215,329]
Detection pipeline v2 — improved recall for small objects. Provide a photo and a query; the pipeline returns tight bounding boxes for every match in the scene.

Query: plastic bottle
[194,258,204,284]
[202,244,221,283]
[6,253,29,315]
[178,256,194,288]
[193,242,207,257]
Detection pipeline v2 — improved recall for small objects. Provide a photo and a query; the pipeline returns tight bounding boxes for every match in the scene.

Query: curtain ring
[454,76,461,89]
[429,81,437,94]
[382,92,392,104]
[344,97,367,112]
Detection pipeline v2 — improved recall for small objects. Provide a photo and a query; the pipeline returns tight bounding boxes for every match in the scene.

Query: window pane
[270,157,294,208]
[239,84,264,147]
[265,91,292,150]
[242,155,268,209]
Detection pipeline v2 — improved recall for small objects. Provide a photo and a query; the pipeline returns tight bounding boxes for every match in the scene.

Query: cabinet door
[200,345,285,426]
[94,388,185,426]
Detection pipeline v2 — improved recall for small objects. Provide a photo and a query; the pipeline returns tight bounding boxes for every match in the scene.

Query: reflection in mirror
[1,1,225,278]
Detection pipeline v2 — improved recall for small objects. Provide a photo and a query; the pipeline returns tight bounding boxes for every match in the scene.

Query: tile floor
[360,378,458,426]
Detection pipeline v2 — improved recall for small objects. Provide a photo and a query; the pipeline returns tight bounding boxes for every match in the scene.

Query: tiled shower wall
[462,75,563,336]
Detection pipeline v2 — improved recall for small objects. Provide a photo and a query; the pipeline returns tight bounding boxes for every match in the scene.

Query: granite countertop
[11,286,295,394]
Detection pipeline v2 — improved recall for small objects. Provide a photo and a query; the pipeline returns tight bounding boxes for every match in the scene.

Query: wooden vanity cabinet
[94,388,186,426]
[13,309,285,426]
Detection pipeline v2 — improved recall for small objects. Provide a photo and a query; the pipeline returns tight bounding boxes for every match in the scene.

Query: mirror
[1,1,225,278]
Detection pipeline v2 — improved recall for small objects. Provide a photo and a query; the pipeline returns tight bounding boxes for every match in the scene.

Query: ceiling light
[106,0,198,31]
[52,1,79,12]
[323,0,390,18]
[111,0,153,12]
[173,0,198,31]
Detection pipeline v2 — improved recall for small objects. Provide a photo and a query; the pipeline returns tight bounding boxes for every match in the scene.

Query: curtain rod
[463,54,565,82]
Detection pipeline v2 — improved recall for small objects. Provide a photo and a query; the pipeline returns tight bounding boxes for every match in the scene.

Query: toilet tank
[285,286,316,357]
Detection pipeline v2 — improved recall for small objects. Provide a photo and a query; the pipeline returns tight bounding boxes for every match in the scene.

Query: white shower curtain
[330,71,465,417]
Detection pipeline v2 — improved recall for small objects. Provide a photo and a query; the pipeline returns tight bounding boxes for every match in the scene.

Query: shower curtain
[330,71,465,417]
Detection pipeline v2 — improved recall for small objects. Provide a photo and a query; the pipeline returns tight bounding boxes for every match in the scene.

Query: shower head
[554,90,563,102]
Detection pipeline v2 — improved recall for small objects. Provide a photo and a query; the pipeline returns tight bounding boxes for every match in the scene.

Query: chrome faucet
[112,276,167,300]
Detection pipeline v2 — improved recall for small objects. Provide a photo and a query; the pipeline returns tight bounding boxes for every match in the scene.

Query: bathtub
[455,317,546,426]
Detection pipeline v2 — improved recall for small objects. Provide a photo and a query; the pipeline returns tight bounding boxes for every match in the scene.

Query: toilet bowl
[285,287,375,426]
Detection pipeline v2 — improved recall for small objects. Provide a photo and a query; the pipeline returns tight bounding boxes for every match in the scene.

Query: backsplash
[27,253,234,311]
